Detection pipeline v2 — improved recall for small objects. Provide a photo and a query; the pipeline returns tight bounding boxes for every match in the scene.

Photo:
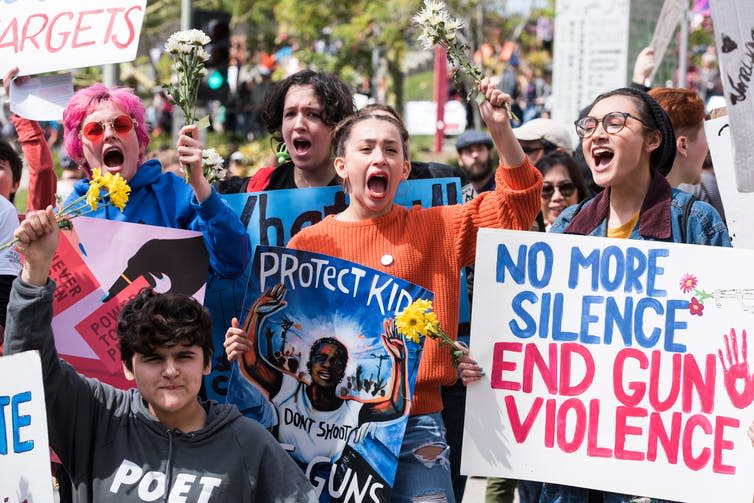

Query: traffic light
[193,10,231,103]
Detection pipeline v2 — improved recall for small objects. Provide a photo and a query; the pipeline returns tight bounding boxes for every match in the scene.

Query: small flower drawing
[689,297,704,316]
[679,274,698,294]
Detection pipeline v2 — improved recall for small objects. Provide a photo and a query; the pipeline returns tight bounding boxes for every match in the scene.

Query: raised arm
[224,284,288,396]
[2,68,57,211]
[359,319,408,423]
[451,79,543,267]
[4,208,122,479]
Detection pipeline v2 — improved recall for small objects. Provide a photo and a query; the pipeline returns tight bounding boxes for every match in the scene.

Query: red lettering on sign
[50,233,99,315]
[74,276,149,373]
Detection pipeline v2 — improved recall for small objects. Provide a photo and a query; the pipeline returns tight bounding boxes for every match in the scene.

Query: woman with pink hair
[61,84,250,279]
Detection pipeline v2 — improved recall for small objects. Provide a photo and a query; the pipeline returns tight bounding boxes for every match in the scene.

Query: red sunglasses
[80,114,137,142]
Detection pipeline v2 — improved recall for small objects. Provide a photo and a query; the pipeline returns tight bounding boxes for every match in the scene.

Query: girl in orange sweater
[226,79,541,502]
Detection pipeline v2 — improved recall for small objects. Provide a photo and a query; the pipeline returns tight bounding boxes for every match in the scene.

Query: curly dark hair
[118,288,212,371]
[262,69,355,144]
[0,139,22,202]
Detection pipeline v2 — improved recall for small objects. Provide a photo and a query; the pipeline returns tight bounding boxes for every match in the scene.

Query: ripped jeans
[390,412,455,503]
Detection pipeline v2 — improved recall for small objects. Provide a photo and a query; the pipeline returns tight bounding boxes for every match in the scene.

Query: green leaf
[195,115,211,130]
[475,93,485,105]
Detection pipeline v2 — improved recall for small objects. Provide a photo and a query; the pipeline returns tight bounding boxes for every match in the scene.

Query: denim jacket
[550,168,731,247]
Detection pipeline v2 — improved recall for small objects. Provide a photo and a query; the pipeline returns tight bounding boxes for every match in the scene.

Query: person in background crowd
[536,152,589,231]
[648,87,708,188]
[229,151,246,177]
[2,67,57,211]
[218,69,354,193]
[512,118,573,165]
[455,129,495,203]
[56,155,85,203]
[0,139,22,348]
[648,87,726,223]
[61,83,250,279]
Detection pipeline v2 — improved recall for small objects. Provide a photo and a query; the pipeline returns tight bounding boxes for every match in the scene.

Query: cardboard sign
[0,351,54,503]
[204,178,465,401]
[227,246,431,502]
[709,0,754,192]
[463,229,754,503]
[50,217,208,388]
[0,0,147,75]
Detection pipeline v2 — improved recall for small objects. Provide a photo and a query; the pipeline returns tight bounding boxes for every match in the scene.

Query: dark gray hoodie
[4,278,317,502]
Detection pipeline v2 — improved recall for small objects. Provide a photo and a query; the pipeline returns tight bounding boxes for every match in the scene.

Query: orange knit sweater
[288,159,542,415]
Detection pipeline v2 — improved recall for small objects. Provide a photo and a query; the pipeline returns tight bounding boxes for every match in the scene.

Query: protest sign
[649,0,687,83]
[227,246,430,502]
[463,229,754,503]
[10,73,74,121]
[0,351,54,503]
[49,217,208,388]
[0,0,147,76]
[704,113,754,249]
[709,0,754,192]
[204,178,464,401]
[551,0,630,131]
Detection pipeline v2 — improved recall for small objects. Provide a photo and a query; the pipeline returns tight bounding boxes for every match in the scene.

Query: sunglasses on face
[574,111,652,139]
[541,181,576,200]
[80,114,137,142]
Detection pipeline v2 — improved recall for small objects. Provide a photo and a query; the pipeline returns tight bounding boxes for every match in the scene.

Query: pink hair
[63,83,150,174]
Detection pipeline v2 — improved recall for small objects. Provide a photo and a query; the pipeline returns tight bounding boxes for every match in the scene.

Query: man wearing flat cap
[455,129,496,202]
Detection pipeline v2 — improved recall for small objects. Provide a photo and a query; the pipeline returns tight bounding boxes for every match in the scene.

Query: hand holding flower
[176,125,211,202]
[394,298,465,366]
[0,168,131,251]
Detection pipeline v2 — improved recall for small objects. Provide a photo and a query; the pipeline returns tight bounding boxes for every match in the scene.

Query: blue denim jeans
[539,484,674,503]
[390,412,455,503]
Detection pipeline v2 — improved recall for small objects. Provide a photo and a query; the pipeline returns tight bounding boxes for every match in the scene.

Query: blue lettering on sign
[0,391,34,455]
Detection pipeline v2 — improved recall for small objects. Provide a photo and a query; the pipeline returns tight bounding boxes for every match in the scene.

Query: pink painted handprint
[718,328,754,409]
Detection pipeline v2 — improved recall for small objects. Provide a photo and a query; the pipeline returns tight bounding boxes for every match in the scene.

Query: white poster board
[0,351,53,503]
[708,0,754,192]
[463,229,754,503]
[649,0,686,82]
[404,100,468,136]
[551,0,630,129]
[0,0,147,76]
[705,114,754,249]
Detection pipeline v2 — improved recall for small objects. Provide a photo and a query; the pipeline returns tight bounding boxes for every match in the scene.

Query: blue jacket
[66,160,251,279]
[550,168,731,247]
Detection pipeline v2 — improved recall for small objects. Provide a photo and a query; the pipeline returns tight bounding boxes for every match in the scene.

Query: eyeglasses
[80,114,137,142]
[574,111,652,139]
[541,181,576,200]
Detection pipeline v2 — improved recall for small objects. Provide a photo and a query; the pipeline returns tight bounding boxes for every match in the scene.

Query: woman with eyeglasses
[61,84,251,279]
[539,88,730,502]
[536,152,588,231]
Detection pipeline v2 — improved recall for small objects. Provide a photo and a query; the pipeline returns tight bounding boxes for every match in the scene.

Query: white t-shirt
[272,373,362,464]
[0,197,21,276]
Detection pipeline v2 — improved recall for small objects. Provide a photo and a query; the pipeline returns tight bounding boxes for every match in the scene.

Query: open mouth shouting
[292,138,312,158]
[366,171,389,200]
[591,147,614,172]
[103,146,125,170]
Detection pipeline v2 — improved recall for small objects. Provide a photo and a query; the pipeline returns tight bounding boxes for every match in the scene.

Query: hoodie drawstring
[163,429,175,502]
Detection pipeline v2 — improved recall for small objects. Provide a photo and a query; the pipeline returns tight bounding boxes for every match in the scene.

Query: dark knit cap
[586,87,677,176]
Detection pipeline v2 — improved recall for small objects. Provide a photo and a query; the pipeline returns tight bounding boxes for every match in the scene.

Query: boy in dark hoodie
[4,207,317,502]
